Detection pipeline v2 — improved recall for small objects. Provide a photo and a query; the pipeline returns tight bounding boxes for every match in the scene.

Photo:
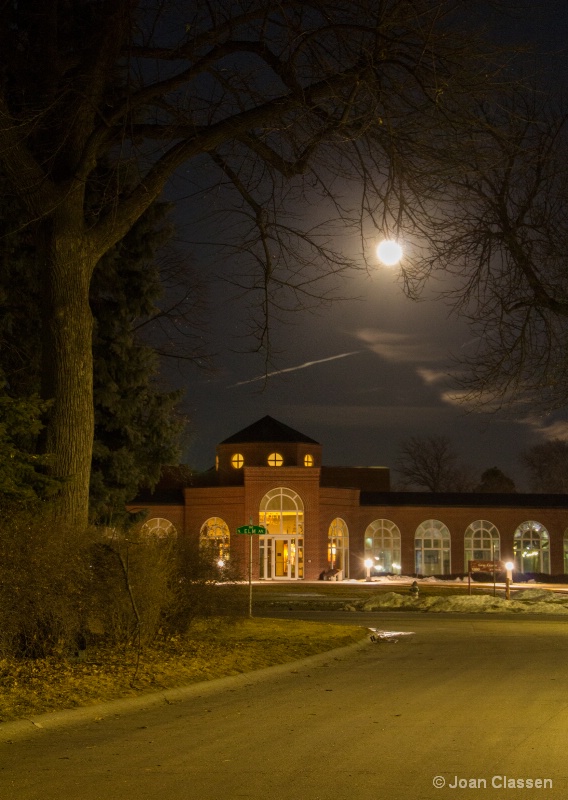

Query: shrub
[0,509,247,659]
[162,538,247,636]
[88,528,179,646]
[0,508,93,658]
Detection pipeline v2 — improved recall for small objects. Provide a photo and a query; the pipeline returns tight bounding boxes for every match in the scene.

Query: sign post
[236,521,267,618]
[468,559,504,595]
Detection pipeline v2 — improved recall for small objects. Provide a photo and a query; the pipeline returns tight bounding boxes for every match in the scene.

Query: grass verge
[0,618,366,722]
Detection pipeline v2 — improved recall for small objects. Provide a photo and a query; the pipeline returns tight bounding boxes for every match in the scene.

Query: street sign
[237,521,267,619]
[236,524,266,536]
[468,559,504,573]
[467,559,504,597]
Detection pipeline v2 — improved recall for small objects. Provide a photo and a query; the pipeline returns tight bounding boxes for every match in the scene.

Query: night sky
[163,3,568,489]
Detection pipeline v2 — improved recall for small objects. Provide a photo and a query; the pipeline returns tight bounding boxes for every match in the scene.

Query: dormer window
[304,454,314,467]
[231,453,244,468]
[267,452,283,467]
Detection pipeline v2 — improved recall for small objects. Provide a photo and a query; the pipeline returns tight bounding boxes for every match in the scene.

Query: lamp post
[505,561,514,600]
[364,558,374,582]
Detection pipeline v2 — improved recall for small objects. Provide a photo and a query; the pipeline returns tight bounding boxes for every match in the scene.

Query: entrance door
[261,536,304,579]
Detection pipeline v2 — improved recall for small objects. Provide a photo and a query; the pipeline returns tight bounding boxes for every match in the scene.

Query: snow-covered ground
[354,588,568,614]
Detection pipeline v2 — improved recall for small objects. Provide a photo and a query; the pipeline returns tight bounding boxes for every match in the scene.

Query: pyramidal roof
[220,415,319,445]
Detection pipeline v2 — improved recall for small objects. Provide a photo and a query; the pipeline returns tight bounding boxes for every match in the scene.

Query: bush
[161,539,246,636]
[0,508,247,659]
[89,528,179,646]
[0,508,93,658]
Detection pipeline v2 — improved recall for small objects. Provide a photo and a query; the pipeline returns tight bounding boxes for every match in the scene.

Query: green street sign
[236,524,266,535]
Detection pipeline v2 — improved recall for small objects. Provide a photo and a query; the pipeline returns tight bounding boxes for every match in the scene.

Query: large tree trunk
[40,220,95,528]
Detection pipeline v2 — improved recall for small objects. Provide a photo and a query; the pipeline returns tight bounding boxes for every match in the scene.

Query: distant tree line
[394,435,568,494]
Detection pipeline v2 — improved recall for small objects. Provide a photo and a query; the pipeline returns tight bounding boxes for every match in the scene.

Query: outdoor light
[364,558,374,582]
[217,559,225,568]
[376,239,403,266]
[505,561,514,600]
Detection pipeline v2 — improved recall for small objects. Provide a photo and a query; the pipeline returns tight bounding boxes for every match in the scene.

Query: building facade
[130,416,568,579]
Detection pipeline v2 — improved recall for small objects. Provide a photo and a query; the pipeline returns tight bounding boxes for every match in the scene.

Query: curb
[0,637,370,743]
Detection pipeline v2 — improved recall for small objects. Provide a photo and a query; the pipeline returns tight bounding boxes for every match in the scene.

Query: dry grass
[0,618,365,722]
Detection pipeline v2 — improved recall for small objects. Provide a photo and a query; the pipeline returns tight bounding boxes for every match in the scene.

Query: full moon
[376,239,403,266]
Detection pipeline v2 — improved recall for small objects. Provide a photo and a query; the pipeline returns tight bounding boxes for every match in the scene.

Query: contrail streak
[230,351,362,387]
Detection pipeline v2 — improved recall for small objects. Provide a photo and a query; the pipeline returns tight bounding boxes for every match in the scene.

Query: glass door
[260,536,304,579]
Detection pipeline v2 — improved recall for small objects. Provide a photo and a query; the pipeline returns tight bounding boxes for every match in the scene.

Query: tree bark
[40,217,95,528]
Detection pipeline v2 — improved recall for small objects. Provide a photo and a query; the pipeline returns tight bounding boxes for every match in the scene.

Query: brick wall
[355,503,568,575]
[127,503,185,535]
[242,466,322,579]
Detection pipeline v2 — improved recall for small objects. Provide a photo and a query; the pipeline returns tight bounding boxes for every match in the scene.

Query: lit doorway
[261,535,304,579]
[259,488,304,580]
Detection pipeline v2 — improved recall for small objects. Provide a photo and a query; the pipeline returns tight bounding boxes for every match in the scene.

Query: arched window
[267,452,284,467]
[200,517,230,563]
[140,517,177,538]
[259,487,303,536]
[231,453,244,468]
[259,488,304,579]
[415,520,451,576]
[328,518,349,577]
[514,521,550,574]
[464,521,500,565]
[304,454,314,467]
[364,519,401,574]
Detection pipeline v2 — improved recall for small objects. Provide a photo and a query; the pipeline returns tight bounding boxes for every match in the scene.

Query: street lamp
[376,240,403,266]
[364,558,374,582]
[505,561,514,600]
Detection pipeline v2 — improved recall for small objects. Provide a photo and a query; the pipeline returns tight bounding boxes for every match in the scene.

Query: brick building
[130,415,568,580]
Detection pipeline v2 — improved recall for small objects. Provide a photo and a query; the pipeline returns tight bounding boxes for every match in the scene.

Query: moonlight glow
[377,240,403,266]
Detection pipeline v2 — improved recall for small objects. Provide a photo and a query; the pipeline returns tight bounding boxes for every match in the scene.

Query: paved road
[2,614,568,800]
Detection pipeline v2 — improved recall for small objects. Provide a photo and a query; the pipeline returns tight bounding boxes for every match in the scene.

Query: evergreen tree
[89,201,185,522]
[475,467,516,494]
[0,186,185,520]
[0,377,61,504]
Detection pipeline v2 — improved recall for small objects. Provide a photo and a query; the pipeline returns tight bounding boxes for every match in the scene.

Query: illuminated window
[465,520,500,565]
[415,520,450,576]
[304,454,314,467]
[328,518,349,577]
[259,487,303,536]
[364,519,401,574]
[200,517,230,563]
[267,452,283,467]
[140,517,177,538]
[259,488,304,579]
[514,521,550,574]
[231,453,244,468]
[215,455,219,470]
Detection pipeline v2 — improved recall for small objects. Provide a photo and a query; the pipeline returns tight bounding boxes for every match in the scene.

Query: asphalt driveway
[2,615,568,799]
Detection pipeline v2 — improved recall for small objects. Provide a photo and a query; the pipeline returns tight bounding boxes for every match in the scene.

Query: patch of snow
[511,589,552,602]
[356,590,568,614]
